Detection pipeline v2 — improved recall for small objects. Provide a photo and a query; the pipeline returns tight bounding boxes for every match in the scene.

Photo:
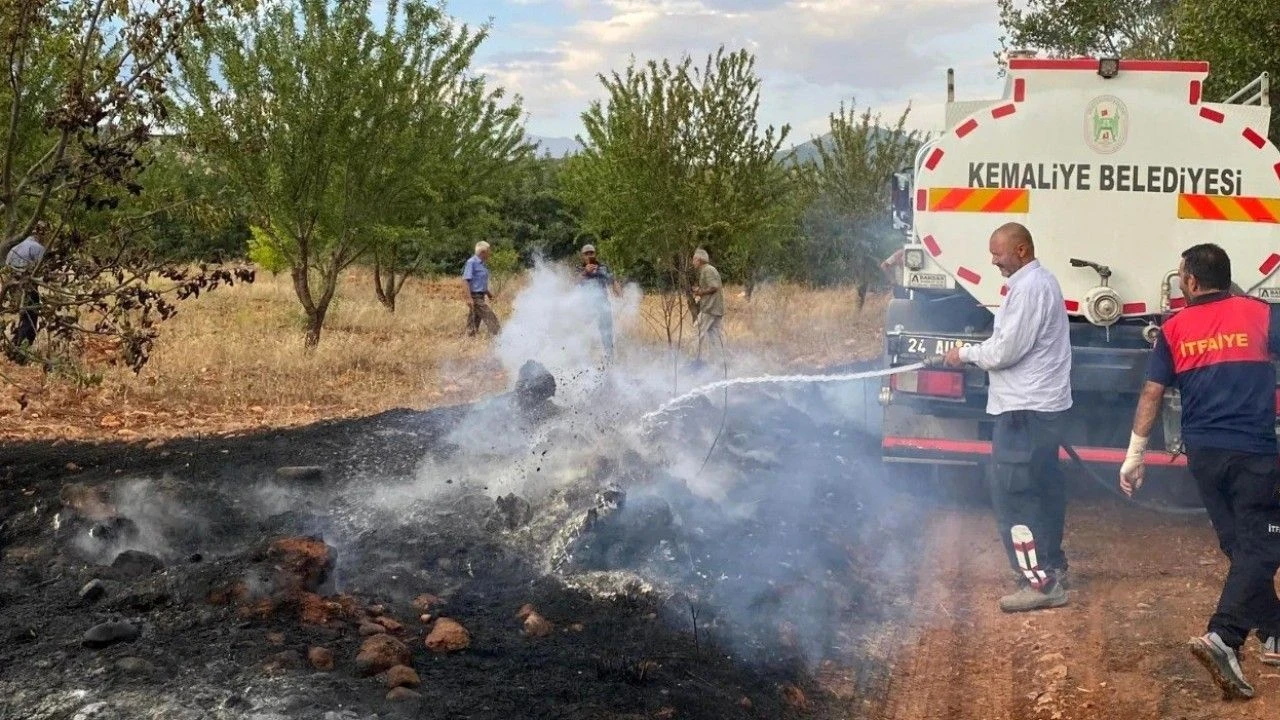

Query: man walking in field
[1120,244,1280,701]
[5,225,47,363]
[579,244,620,362]
[943,222,1073,613]
[691,247,724,367]
[462,241,500,338]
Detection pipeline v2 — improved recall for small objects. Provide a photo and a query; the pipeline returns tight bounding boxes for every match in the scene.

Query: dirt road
[876,498,1280,720]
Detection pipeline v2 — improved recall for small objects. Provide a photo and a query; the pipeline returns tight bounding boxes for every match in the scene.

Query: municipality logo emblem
[1085,95,1128,154]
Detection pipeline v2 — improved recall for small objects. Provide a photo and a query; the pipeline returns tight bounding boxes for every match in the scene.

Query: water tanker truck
[881,56,1280,507]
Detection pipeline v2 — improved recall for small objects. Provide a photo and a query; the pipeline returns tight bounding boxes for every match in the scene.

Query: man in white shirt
[944,222,1073,612]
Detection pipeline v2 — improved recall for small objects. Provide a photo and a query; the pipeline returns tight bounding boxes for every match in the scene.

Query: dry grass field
[0,266,888,441]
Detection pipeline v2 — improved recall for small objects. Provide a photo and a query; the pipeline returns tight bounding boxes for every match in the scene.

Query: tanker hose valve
[1069,258,1113,286]
[1083,285,1123,327]
[1142,323,1161,346]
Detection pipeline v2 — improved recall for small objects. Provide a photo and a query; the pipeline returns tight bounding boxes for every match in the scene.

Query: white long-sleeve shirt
[959,259,1072,415]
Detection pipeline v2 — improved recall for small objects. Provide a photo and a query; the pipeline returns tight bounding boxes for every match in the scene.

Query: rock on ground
[110,550,164,578]
[82,621,140,649]
[385,664,420,689]
[355,634,410,677]
[425,618,470,653]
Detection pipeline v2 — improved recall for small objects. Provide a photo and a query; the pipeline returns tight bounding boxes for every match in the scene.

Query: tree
[563,47,799,344]
[369,40,531,312]
[179,0,523,342]
[499,157,585,265]
[1177,2,1280,142]
[806,101,922,308]
[995,0,1179,62]
[0,0,254,371]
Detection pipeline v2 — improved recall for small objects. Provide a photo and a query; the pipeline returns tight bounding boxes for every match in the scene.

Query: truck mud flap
[882,436,1188,467]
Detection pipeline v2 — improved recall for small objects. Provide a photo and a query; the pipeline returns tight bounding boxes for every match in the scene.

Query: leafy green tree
[500,157,585,264]
[1177,1,1280,141]
[369,44,532,312]
[0,0,254,371]
[563,47,798,343]
[995,0,1179,61]
[806,101,922,308]
[179,0,523,342]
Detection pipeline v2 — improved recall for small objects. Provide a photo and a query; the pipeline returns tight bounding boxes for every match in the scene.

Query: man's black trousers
[1189,448,1280,651]
[989,409,1068,576]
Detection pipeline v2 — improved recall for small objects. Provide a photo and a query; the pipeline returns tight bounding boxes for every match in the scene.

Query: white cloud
[477,0,1005,137]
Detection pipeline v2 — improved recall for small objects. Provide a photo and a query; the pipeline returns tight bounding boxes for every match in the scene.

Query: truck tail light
[891,370,965,399]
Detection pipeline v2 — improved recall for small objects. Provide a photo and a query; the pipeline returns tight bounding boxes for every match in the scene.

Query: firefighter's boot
[998,579,1068,613]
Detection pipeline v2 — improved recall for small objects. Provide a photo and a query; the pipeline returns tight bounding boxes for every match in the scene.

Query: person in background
[579,244,620,362]
[462,241,500,338]
[5,226,47,362]
[690,247,724,367]
[1120,244,1280,701]
[943,222,1073,613]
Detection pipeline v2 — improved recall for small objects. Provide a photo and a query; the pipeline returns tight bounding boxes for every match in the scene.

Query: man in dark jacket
[1120,243,1280,700]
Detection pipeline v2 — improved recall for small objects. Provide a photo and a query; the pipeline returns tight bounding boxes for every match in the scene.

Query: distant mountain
[780,133,832,165]
[529,135,581,158]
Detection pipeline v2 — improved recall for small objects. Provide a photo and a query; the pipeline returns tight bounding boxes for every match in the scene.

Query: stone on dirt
[386,687,421,702]
[516,604,535,620]
[110,549,165,578]
[515,359,556,410]
[355,634,411,677]
[411,593,441,611]
[359,622,385,636]
[82,621,140,649]
[308,646,335,672]
[374,616,403,633]
[425,618,470,653]
[267,536,335,592]
[523,612,554,638]
[386,664,420,689]
[79,579,106,604]
[275,465,325,482]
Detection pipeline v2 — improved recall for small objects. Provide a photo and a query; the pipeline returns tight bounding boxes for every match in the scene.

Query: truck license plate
[901,336,975,356]
[907,272,947,289]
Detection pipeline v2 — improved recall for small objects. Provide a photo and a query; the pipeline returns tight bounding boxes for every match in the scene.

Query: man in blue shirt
[579,244,619,362]
[462,241,500,337]
[1120,243,1280,700]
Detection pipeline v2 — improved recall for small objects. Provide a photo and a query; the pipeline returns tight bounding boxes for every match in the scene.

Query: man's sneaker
[1260,636,1280,667]
[1188,632,1254,700]
[998,579,1068,613]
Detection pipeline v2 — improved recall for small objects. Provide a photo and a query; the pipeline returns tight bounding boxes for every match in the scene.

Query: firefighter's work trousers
[1190,448,1280,651]
[989,409,1069,577]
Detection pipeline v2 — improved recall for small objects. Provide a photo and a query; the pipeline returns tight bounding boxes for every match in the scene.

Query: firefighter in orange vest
[1120,243,1280,700]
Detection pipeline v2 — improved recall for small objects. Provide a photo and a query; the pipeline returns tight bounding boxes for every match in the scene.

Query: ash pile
[0,360,925,720]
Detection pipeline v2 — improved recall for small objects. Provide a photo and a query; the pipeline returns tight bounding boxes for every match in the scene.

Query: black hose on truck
[1060,443,1206,516]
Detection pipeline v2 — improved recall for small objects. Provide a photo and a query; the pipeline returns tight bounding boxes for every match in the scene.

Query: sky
[434,0,1010,144]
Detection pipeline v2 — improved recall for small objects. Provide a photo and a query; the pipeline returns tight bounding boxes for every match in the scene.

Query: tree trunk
[373,257,397,312]
[304,306,327,347]
[291,261,338,349]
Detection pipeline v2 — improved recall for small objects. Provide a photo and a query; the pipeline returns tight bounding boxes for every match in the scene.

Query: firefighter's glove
[1119,432,1148,497]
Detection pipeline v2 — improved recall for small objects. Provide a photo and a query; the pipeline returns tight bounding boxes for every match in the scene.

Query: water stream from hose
[639,361,926,428]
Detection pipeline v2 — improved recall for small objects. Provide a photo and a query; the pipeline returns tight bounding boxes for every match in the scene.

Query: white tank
[912,58,1280,322]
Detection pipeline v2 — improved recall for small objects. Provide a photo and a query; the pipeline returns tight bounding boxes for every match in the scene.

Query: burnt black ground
[0,382,932,720]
